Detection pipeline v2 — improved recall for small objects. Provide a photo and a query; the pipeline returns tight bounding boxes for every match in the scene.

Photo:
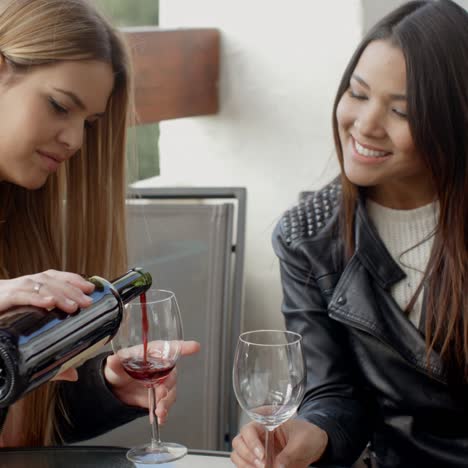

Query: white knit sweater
[366,199,438,327]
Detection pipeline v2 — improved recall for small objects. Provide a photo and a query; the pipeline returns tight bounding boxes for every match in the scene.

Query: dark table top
[0,446,232,468]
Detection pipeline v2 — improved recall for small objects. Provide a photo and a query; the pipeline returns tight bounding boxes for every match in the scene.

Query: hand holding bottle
[0,270,95,383]
[104,340,200,423]
[0,268,151,408]
[0,269,95,314]
[231,419,328,468]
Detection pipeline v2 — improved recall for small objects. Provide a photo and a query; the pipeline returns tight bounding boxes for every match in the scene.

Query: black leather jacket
[272,179,468,468]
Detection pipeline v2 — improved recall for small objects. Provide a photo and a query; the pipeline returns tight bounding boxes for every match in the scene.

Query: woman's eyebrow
[351,74,406,101]
[351,74,370,89]
[54,87,86,110]
[53,87,106,116]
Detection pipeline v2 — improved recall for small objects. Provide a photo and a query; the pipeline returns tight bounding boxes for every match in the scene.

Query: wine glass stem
[148,385,162,449]
[264,427,274,468]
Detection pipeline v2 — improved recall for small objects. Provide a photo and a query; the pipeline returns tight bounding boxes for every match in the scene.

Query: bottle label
[55,337,109,375]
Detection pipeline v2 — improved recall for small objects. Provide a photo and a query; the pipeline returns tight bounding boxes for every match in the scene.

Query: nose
[354,102,387,139]
[56,120,85,155]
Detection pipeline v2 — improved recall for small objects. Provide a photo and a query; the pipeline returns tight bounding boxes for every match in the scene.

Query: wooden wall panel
[123,28,220,124]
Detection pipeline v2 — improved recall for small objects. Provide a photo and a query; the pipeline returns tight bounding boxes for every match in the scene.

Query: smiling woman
[0,0,198,450]
[335,40,433,208]
[231,1,468,467]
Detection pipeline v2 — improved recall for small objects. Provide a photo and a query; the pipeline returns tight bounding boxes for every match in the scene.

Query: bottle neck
[111,268,152,304]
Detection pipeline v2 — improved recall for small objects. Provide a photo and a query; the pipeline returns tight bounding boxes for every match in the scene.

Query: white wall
[158,0,361,332]
[455,0,468,9]
[156,0,467,333]
[363,0,468,32]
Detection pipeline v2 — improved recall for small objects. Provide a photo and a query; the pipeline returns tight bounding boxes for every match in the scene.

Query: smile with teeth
[354,139,390,158]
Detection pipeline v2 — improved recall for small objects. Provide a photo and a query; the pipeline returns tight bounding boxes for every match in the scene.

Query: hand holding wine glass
[231,417,328,468]
[111,289,188,464]
[232,330,306,468]
[104,340,200,423]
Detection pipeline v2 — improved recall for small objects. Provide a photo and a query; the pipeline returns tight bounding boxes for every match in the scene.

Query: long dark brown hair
[331,0,468,384]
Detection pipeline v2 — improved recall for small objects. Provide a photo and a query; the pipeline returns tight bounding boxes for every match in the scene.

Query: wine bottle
[0,267,152,408]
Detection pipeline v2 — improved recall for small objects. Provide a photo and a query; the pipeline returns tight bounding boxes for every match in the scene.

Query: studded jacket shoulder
[274,179,346,306]
[280,179,342,247]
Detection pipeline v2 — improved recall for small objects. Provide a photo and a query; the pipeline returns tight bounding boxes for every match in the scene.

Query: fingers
[0,289,57,311]
[180,340,201,356]
[31,271,94,312]
[43,270,95,294]
[138,385,176,423]
[159,366,177,390]
[231,422,266,467]
[28,278,90,313]
[103,354,125,386]
[122,381,175,417]
[130,387,151,409]
[118,341,200,363]
[155,369,177,424]
[274,420,329,468]
[240,422,266,460]
[105,343,198,423]
[51,367,79,382]
[231,450,262,468]
[155,387,174,425]
[0,270,96,315]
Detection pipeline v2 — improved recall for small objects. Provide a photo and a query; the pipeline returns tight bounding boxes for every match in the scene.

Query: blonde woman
[0,0,199,447]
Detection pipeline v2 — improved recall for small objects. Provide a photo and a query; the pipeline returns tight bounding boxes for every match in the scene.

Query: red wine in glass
[141,292,149,362]
[121,357,175,385]
[112,289,187,464]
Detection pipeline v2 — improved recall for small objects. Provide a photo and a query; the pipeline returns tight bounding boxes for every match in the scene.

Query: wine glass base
[126,442,187,464]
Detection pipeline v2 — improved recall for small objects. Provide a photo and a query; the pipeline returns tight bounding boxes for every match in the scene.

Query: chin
[343,162,379,188]
[16,176,49,191]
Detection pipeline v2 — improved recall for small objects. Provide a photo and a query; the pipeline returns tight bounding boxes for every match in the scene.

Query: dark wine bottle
[0,267,152,408]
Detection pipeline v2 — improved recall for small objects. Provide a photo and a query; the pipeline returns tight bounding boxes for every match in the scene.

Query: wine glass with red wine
[111,289,186,464]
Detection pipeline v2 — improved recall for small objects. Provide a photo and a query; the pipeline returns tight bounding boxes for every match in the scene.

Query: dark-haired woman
[231,1,468,467]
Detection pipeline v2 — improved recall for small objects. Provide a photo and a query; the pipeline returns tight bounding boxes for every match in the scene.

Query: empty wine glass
[233,330,306,468]
[111,289,186,464]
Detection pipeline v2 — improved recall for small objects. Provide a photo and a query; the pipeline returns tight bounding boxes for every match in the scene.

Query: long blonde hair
[0,0,134,445]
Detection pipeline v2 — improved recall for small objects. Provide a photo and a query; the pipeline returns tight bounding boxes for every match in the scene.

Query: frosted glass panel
[78,200,234,450]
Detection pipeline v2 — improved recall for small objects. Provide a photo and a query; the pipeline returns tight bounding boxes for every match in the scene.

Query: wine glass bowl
[111,289,186,464]
[233,330,306,464]
[116,340,180,386]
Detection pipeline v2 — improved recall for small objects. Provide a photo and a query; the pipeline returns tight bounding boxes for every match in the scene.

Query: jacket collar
[354,196,406,290]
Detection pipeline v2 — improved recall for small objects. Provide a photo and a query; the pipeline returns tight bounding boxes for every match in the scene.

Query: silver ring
[33,282,43,294]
